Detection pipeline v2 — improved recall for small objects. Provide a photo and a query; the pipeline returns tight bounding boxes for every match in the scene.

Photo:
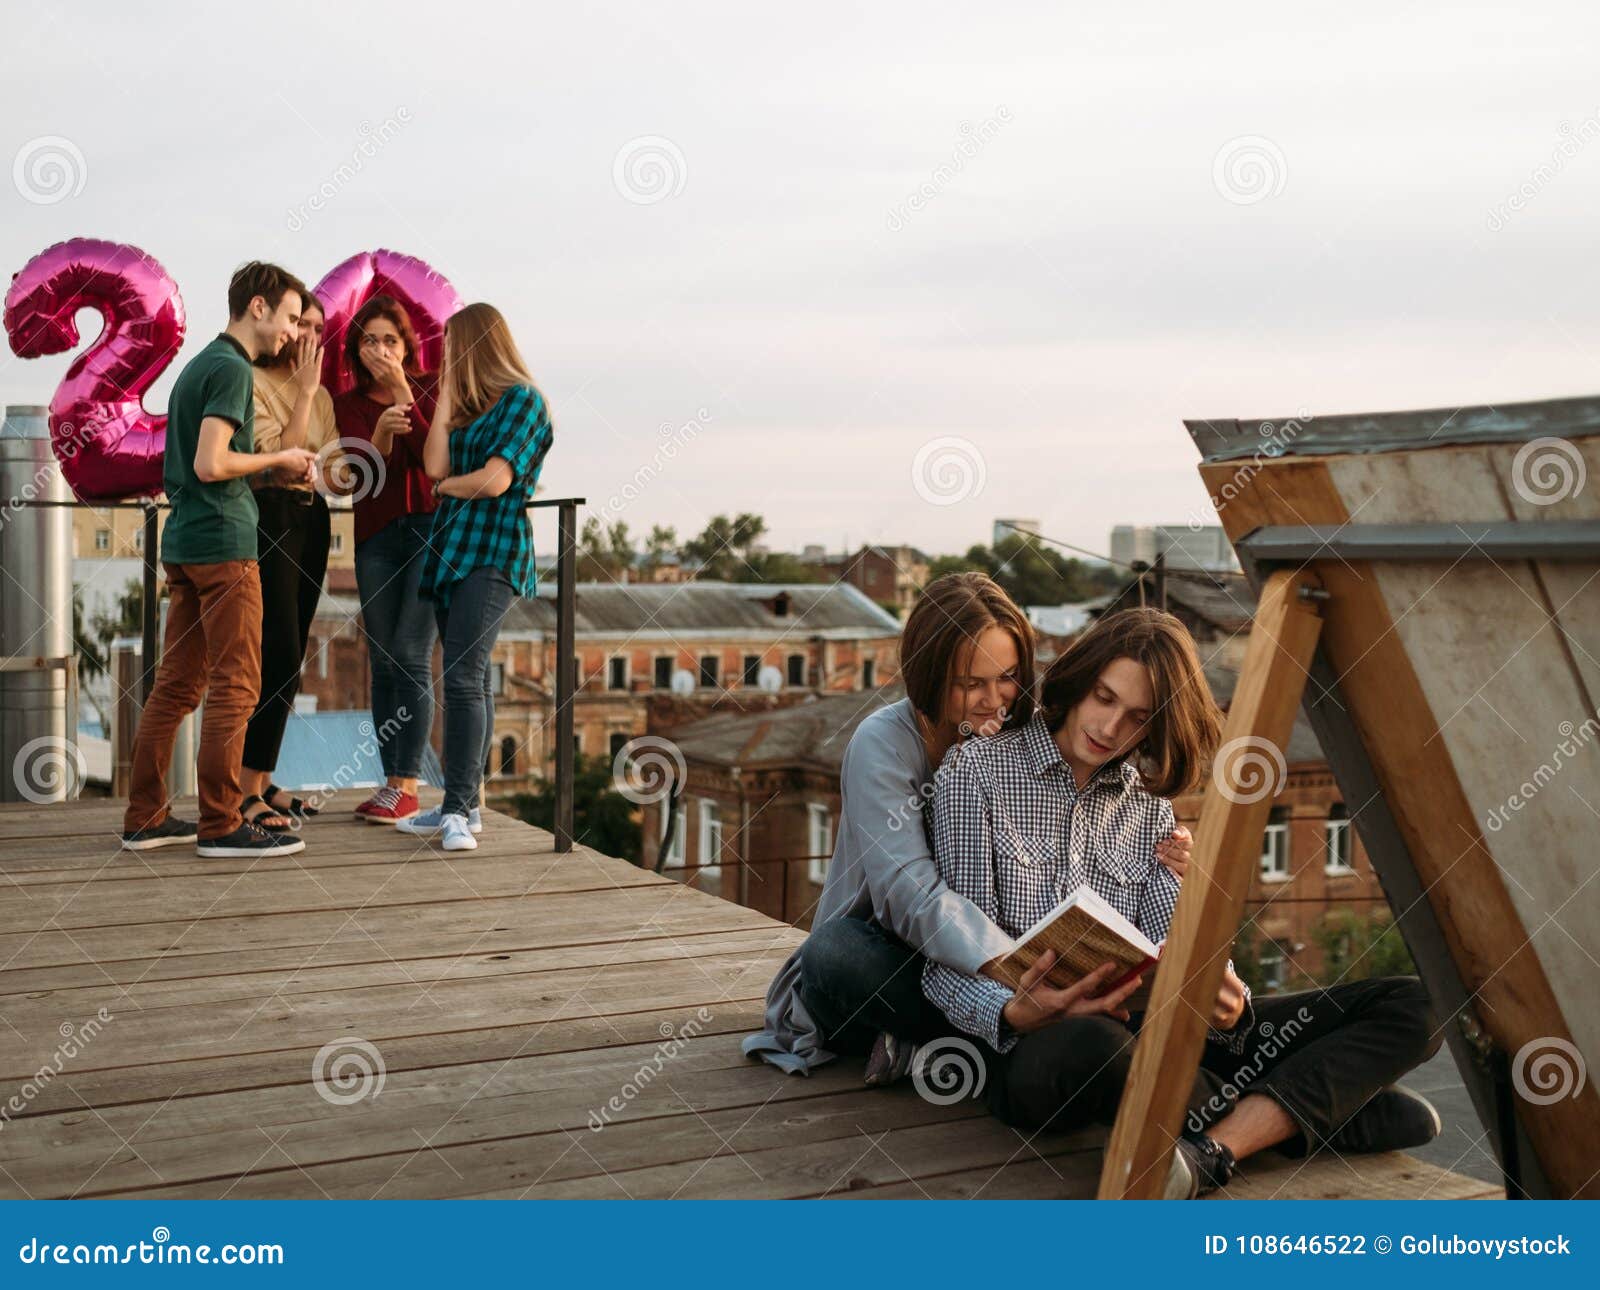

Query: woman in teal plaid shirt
[398,304,553,851]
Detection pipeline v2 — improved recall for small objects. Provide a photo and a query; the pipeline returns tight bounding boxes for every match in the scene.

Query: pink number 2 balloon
[3,238,186,502]
[314,248,463,395]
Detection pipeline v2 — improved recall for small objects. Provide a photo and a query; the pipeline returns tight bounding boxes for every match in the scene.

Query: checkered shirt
[922,713,1253,1054]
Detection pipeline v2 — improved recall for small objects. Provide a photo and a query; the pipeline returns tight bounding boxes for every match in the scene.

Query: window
[609,732,630,761]
[861,656,876,689]
[807,804,834,885]
[330,531,345,556]
[133,528,144,553]
[499,735,519,777]
[608,656,628,691]
[572,733,582,763]
[653,656,673,690]
[1325,803,1353,874]
[1259,807,1290,881]
[94,528,110,551]
[697,799,724,891]
[742,654,761,687]
[490,663,505,695]
[311,637,326,679]
[699,654,719,688]
[1259,942,1287,990]
[787,653,806,687]
[659,800,685,868]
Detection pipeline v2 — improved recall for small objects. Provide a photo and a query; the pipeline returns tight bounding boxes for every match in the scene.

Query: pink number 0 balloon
[3,238,185,502]
[313,248,464,395]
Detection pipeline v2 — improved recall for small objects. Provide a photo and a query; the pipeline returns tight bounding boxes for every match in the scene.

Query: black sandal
[241,794,293,832]
[266,783,320,818]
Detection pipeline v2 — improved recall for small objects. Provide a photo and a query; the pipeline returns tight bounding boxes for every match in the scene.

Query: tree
[1312,909,1416,984]
[680,513,819,584]
[924,535,1119,606]
[641,524,678,576]
[578,517,635,582]
[507,753,642,862]
[75,579,145,732]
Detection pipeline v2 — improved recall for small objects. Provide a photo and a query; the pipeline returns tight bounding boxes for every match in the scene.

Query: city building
[1109,523,1239,573]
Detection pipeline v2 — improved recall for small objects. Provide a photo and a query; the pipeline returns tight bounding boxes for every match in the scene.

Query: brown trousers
[123,560,263,841]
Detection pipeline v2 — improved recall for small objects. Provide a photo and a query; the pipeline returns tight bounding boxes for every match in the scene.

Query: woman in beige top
[240,291,346,828]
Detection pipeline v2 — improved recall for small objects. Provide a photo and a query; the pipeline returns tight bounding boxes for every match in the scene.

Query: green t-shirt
[159,333,259,565]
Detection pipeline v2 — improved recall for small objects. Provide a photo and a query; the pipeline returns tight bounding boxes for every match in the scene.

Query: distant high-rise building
[1109,524,1238,573]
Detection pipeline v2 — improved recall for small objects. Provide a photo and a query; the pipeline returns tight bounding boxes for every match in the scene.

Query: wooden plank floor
[0,793,1501,1200]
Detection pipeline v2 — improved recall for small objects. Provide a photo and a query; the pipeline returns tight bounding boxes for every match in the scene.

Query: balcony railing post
[140,504,159,702]
[553,498,578,853]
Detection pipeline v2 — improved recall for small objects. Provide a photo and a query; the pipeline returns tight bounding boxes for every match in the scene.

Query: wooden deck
[0,793,1501,1200]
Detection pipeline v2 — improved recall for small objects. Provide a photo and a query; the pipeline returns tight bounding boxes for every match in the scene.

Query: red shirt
[332,371,440,546]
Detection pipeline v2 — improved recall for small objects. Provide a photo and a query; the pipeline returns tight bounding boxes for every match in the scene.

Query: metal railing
[22,495,584,851]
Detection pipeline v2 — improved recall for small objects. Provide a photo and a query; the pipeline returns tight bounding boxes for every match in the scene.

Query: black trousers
[242,489,330,774]
[989,976,1443,1155]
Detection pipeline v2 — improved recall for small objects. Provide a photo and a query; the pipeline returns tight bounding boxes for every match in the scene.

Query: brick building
[298,580,903,803]
[802,544,930,619]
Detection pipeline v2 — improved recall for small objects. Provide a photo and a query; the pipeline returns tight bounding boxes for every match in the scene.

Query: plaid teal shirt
[421,384,553,610]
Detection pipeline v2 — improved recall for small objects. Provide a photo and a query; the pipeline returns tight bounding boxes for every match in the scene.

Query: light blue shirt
[742,698,1015,1074]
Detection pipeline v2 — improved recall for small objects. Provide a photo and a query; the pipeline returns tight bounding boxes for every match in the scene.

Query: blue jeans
[433,566,516,817]
[797,916,954,1054]
[353,514,438,780]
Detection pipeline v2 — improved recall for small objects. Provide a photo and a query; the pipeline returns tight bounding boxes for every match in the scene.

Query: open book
[989,885,1160,1006]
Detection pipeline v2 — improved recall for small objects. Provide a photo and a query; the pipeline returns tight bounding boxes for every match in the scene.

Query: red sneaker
[357,787,419,824]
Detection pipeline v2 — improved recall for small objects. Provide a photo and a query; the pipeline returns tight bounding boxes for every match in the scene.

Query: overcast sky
[5,1,1600,562]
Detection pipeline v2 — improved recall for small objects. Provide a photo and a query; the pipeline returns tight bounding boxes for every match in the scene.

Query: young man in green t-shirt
[121,262,321,858]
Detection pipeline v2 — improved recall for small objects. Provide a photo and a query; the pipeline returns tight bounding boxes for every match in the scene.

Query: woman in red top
[331,296,440,824]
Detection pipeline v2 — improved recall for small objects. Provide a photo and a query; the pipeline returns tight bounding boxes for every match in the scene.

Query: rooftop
[0,793,1499,1199]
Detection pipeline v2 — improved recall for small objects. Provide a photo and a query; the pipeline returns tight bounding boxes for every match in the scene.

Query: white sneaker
[440,812,477,851]
[396,806,483,835]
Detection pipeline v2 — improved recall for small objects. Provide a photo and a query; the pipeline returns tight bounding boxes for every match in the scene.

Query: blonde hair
[442,303,535,429]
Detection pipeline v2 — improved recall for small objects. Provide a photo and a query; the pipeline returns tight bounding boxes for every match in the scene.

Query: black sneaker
[1325,1085,1441,1154]
[121,817,199,851]
[1164,1131,1237,1198]
[195,820,306,858]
